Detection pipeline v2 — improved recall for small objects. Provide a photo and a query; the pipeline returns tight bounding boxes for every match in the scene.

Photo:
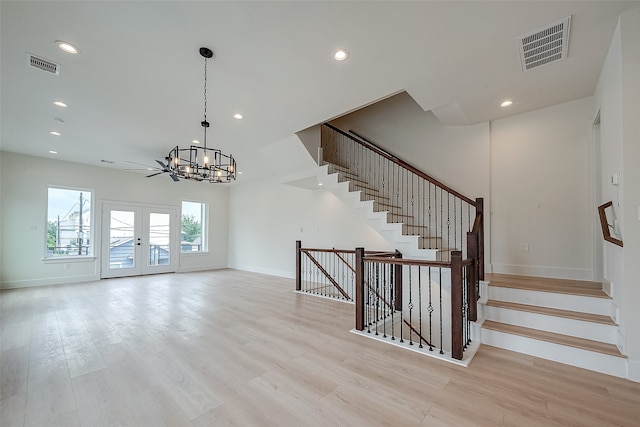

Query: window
[181,201,206,252]
[46,187,93,257]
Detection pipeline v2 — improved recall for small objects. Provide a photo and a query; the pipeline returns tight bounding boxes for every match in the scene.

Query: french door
[101,203,177,278]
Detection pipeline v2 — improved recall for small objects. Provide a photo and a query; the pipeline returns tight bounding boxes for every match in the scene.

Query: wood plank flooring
[2,269,640,426]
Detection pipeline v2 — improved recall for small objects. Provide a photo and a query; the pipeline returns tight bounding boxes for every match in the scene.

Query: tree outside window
[181,201,206,252]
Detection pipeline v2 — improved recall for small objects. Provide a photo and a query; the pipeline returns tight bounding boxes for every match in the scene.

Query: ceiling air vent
[27,53,60,75]
[518,16,571,72]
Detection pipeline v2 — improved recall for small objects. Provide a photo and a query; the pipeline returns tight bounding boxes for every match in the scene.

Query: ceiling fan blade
[146,171,164,178]
[125,160,160,170]
[170,173,180,182]
[156,159,170,170]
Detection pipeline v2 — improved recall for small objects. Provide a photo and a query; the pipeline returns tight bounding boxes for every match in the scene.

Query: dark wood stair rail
[296,240,399,300]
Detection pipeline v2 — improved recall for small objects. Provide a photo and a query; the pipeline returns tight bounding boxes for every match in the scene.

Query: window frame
[180,200,208,254]
[44,185,95,260]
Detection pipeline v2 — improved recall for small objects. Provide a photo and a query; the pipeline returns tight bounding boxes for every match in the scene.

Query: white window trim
[45,185,95,259]
[180,200,208,254]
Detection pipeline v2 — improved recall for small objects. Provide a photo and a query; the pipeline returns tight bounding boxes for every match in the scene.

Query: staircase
[318,124,483,263]
[480,274,627,378]
[318,164,444,259]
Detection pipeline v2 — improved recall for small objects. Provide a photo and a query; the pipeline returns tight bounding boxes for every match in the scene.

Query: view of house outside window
[181,201,206,252]
[46,187,93,257]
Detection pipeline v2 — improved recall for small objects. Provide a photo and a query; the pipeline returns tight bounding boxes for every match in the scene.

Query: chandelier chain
[203,56,207,122]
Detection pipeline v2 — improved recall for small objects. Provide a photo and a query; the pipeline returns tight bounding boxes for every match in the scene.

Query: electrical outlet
[521,243,529,252]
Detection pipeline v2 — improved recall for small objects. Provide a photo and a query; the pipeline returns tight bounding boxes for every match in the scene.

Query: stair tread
[482,320,625,358]
[486,273,609,299]
[486,300,617,325]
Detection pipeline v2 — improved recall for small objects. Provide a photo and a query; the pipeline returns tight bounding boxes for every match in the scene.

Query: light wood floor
[2,270,640,426]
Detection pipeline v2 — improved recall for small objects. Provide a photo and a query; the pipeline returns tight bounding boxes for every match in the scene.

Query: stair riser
[488,286,612,316]
[484,306,617,344]
[481,328,627,378]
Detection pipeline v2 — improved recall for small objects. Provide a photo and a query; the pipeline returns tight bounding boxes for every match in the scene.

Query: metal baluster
[382,262,387,338]
[399,262,404,343]
[408,265,413,345]
[366,263,371,333]
[418,266,423,348]
[428,266,433,351]
[375,262,380,335]
[390,261,395,340]
[439,267,444,354]
[447,193,451,262]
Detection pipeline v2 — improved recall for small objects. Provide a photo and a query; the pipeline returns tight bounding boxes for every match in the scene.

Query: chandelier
[167,47,236,183]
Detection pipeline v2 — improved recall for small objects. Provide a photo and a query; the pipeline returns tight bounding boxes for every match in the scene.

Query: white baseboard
[230,264,294,280]
[490,263,593,281]
[177,263,228,273]
[1,273,100,290]
[628,359,640,383]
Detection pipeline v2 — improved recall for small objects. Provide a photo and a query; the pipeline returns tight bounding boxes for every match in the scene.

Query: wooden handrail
[362,256,473,268]
[598,201,623,247]
[325,123,476,206]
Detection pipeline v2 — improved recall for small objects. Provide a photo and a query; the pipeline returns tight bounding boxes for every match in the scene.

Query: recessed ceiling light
[192,139,200,144]
[318,182,323,186]
[50,131,61,136]
[53,101,67,108]
[501,100,514,107]
[55,40,78,54]
[233,113,243,120]
[49,150,58,154]
[333,49,349,61]
[238,171,243,175]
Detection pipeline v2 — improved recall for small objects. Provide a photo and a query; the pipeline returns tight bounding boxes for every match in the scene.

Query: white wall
[594,7,640,380]
[490,97,596,280]
[0,152,229,288]
[620,8,640,381]
[228,176,393,278]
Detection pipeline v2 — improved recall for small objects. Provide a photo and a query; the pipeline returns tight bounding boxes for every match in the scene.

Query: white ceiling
[2,1,638,182]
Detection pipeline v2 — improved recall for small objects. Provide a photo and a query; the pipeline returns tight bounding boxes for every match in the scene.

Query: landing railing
[321,123,484,280]
[295,241,400,302]
[355,248,477,360]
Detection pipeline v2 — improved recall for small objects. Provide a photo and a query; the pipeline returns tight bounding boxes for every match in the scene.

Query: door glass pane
[148,213,170,266]
[109,210,135,269]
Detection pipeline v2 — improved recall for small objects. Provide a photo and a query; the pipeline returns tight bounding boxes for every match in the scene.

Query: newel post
[451,251,463,361]
[394,250,403,312]
[295,240,302,291]
[466,232,478,322]
[475,197,485,281]
[355,247,365,331]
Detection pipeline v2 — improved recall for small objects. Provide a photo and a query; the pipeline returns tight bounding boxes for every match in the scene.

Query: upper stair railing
[321,123,484,281]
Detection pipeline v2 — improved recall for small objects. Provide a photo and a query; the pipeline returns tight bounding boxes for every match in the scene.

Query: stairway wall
[595,7,640,381]
[228,172,394,279]
[490,97,596,280]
